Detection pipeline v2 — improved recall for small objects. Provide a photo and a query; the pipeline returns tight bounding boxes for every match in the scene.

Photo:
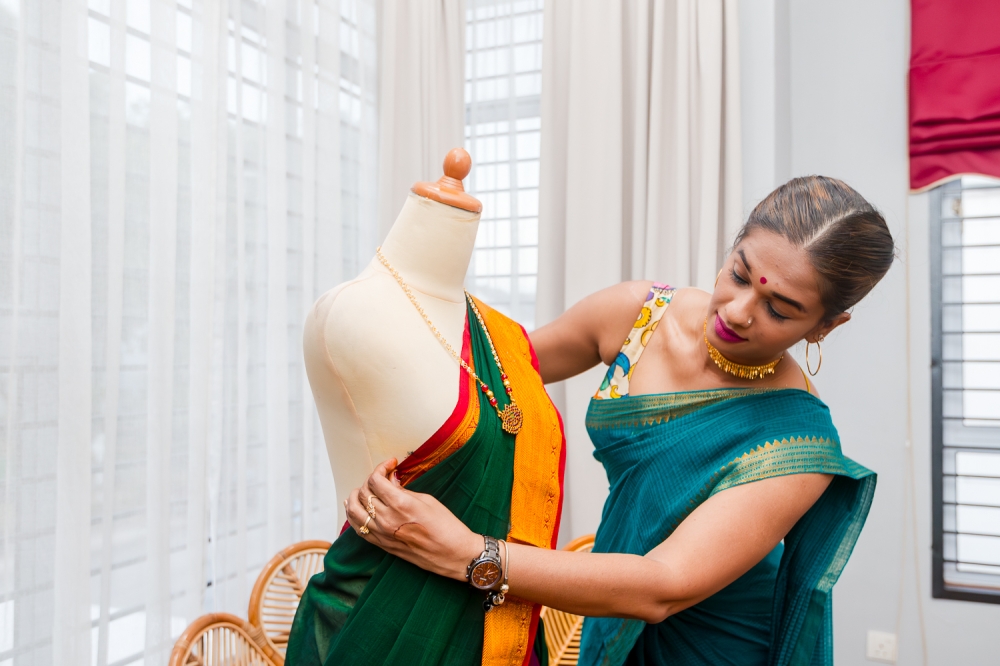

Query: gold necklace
[375,248,523,435]
[703,319,783,380]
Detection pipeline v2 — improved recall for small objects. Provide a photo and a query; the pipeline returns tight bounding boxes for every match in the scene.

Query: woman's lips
[714,313,747,343]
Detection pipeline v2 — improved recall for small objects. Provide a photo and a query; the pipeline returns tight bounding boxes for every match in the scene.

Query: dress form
[303,149,483,517]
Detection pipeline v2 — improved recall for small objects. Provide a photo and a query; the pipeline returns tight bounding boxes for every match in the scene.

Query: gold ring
[359,515,372,535]
[367,495,379,519]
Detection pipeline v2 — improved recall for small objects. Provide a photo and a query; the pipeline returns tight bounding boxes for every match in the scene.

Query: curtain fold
[0,0,375,663]
[537,0,742,539]
[376,0,467,239]
[908,0,1000,191]
[53,1,94,663]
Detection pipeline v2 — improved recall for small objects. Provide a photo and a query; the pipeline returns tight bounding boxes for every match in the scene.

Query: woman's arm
[347,460,832,623]
[528,281,653,383]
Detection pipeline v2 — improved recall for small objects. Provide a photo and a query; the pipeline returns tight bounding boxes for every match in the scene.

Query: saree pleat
[580,389,876,666]
[287,299,563,666]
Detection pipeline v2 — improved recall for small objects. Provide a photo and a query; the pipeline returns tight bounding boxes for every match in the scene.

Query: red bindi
[760,277,767,284]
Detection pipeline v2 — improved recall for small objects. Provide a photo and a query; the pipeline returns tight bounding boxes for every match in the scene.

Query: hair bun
[733,176,895,319]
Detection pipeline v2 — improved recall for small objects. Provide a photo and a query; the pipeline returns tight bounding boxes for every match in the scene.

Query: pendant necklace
[375,248,523,435]
[703,319,783,380]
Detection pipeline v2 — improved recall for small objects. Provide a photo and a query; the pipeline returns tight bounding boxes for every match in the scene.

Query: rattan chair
[540,534,596,666]
[168,612,278,666]
[247,539,331,661]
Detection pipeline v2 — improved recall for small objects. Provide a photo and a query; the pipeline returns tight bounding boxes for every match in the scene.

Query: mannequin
[303,149,483,515]
[292,149,565,665]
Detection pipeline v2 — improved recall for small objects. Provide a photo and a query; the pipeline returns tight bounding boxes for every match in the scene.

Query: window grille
[931,175,1000,604]
[464,0,544,330]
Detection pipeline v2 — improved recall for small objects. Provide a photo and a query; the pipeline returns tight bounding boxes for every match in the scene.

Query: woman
[346,176,894,665]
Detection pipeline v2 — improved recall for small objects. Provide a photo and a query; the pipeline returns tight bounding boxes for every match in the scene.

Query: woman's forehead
[734,231,823,303]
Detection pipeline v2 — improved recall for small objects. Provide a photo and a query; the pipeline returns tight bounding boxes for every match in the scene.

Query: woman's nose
[727,295,755,327]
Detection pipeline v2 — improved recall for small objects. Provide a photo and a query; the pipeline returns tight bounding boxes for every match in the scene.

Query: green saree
[580,388,876,666]
[286,299,562,666]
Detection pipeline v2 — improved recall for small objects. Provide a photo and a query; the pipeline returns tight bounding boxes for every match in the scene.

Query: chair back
[168,612,278,666]
[540,534,595,666]
[247,539,331,660]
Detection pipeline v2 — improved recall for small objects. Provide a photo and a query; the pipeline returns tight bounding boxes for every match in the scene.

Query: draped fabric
[580,389,876,666]
[376,0,467,240]
[535,0,742,538]
[909,0,1000,191]
[0,0,378,662]
[287,297,565,665]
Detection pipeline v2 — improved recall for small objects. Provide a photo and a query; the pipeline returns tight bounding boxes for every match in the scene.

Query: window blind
[932,175,1000,603]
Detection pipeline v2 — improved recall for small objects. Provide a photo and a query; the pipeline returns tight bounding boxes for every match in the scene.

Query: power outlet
[866,630,897,663]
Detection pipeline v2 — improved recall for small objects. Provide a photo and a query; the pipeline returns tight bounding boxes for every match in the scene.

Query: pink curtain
[909,0,1000,190]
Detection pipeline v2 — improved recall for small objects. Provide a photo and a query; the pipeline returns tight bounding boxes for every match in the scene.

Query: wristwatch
[467,535,503,591]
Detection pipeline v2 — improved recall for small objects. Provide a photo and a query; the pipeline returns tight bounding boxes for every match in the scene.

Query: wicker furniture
[247,539,331,659]
[540,534,595,665]
[167,613,278,666]
[171,539,331,666]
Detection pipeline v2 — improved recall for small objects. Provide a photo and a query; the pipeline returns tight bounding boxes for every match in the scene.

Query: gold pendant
[500,403,523,435]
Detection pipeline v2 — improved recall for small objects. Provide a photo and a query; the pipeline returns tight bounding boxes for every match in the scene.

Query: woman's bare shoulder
[585,281,655,363]
[668,286,710,309]
[661,287,710,331]
[779,355,822,397]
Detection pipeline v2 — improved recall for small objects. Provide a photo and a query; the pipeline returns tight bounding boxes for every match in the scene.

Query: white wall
[740,1,1000,664]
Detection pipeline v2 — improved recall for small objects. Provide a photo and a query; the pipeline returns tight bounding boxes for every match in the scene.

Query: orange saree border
[473,298,567,666]
[395,317,480,486]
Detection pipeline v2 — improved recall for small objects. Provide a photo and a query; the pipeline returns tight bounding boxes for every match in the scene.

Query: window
[931,175,1000,603]
[464,0,543,330]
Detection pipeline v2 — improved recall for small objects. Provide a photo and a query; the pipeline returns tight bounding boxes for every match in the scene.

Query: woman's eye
[730,268,748,285]
[766,302,789,321]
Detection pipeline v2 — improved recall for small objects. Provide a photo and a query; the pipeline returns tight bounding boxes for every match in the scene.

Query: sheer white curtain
[537,0,742,540]
[0,0,377,663]
[376,0,466,239]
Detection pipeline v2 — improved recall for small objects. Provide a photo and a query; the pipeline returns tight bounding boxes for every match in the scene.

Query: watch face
[471,561,502,588]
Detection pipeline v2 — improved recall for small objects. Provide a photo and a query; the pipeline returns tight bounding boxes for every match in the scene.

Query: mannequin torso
[303,193,481,513]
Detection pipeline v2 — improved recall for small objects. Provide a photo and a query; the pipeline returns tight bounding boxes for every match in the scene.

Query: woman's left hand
[345,458,483,582]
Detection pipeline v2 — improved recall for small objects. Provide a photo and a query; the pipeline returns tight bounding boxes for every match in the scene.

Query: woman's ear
[807,311,851,343]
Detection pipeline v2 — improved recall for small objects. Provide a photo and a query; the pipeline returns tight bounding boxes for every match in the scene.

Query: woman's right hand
[345,458,483,583]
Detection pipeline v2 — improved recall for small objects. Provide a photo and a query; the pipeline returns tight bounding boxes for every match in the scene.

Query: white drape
[376,0,467,239]
[537,0,742,541]
[0,0,377,663]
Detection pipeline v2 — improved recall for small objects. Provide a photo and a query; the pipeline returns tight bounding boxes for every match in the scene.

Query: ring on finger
[366,494,379,519]
[359,514,373,535]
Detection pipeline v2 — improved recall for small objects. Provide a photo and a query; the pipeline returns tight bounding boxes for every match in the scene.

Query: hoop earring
[715,269,723,287]
[806,340,823,376]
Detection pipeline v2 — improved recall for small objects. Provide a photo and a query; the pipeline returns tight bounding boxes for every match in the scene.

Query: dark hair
[733,175,895,320]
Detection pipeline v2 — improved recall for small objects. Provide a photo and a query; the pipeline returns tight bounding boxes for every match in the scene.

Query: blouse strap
[594,283,675,399]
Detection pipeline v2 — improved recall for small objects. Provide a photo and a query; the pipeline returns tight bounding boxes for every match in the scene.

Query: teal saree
[580,388,876,666]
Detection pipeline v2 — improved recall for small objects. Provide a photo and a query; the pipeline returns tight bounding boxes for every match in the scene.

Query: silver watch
[467,535,502,591]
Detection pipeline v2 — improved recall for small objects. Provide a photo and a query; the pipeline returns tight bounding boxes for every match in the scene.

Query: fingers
[345,488,368,534]
[371,457,397,479]
[349,483,403,549]
[367,458,407,504]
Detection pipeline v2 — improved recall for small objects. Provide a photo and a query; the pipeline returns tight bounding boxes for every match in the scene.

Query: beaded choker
[703,319,782,380]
